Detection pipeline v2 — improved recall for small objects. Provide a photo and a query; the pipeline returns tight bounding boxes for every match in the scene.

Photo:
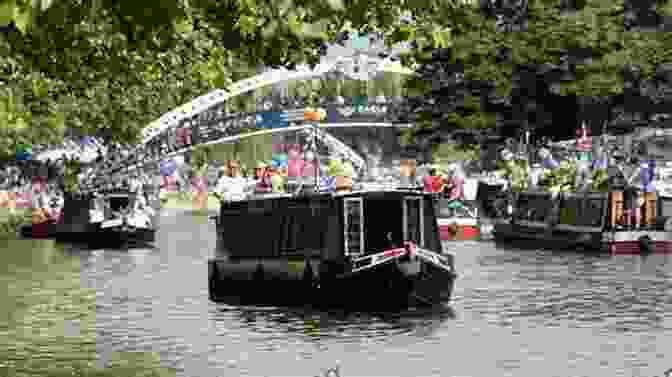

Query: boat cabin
[512,191,607,231]
[92,191,136,218]
[511,189,665,231]
[216,190,442,260]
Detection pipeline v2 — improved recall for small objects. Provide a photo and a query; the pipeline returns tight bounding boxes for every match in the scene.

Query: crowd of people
[0,163,66,223]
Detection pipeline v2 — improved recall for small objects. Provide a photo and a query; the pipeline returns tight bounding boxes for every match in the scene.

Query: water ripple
[1,218,672,377]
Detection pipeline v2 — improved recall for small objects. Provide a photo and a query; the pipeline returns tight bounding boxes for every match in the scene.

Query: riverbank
[0,208,30,239]
[160,192,220,212]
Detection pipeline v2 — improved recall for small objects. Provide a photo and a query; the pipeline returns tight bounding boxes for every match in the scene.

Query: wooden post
[644,192,657,226]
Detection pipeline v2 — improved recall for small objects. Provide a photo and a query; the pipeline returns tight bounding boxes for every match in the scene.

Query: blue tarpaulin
[256,111,288,129]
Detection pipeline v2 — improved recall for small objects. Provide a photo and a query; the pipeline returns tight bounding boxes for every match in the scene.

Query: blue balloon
[543,158,559,170]
[159,159,177,176]
[592,159,607,170]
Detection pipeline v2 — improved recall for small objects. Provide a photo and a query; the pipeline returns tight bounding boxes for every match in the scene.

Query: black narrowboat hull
[493,220,603,251]
[208,248,456,310]
[20,221,58,239]
[492,191,608,252]
[209,190,457,310]
[90,224,156,248]
[325,254,456,308]
[54,223,155,248]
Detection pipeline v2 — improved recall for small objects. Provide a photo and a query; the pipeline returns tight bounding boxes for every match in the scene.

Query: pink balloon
[287,159,304,177]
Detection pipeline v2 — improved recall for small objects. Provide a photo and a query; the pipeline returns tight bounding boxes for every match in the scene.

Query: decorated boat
[435,197,482,241]
[434,177,493,241]
[53,188,159,249]
[208,189,457,309]
[88,190,159,248]
[493,190,672,254]
[488,122,672,254]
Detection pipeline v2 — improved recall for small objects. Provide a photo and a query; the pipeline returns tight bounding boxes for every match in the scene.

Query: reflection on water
[0,211,671,377]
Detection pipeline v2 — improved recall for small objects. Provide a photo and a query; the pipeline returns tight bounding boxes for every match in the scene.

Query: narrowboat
[493,190,672,254]
[88,190,158,248]
[54,190,159,248]
[208,189,457,309]
[435,178,498,241]
[435,197,482,241]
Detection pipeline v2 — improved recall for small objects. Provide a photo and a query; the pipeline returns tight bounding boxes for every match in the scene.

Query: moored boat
[493,190,672,254]
[89,190,158,248]
[435,177,490,241]
[54,189,159,249]
[20,220,58,239]
[208,189,457,309]
[435,197,482,241]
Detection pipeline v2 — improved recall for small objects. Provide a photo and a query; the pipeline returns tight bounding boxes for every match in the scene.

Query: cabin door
[403,196,424,246]
[343,197,364,257]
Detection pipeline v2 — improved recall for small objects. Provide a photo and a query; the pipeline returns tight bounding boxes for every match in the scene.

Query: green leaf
[174,16,194,34]
[325,0,345,11]
[0,0,16,26]
[12,2,31,33]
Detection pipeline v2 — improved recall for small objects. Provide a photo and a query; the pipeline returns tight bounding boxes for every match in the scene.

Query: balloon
[159,159,177,176]
[543,158,559,170]
[287,159,304,177]
[592,159,607,170]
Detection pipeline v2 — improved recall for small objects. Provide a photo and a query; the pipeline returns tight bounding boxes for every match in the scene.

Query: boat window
[344,197,364,256]
[558,196,605,228]
[660,198,672,217]
[403,196,424,245]
[514,193,552,223]
[109,196,131,212]
[558,197,581,226]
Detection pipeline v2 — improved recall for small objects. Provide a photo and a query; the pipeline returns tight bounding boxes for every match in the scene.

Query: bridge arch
[84,56,415,191]
[140,58,414,145]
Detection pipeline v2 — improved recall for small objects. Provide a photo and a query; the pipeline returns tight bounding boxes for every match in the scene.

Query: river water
[1,208,671,377]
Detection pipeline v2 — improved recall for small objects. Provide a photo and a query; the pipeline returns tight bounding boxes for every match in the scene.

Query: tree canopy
[0,0,455,158]
[400,0,672,148]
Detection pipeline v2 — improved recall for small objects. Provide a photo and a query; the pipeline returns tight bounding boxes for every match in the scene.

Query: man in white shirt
[214,164,250,202]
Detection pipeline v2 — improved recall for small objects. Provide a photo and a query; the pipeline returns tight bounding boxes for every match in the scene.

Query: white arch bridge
[80,57,417,193]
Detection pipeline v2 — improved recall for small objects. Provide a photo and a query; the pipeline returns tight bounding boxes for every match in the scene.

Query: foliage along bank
[399,0,672,149]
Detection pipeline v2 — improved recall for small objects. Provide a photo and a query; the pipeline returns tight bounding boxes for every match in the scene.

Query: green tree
[1,0,461,156]
[401,0,672,147]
